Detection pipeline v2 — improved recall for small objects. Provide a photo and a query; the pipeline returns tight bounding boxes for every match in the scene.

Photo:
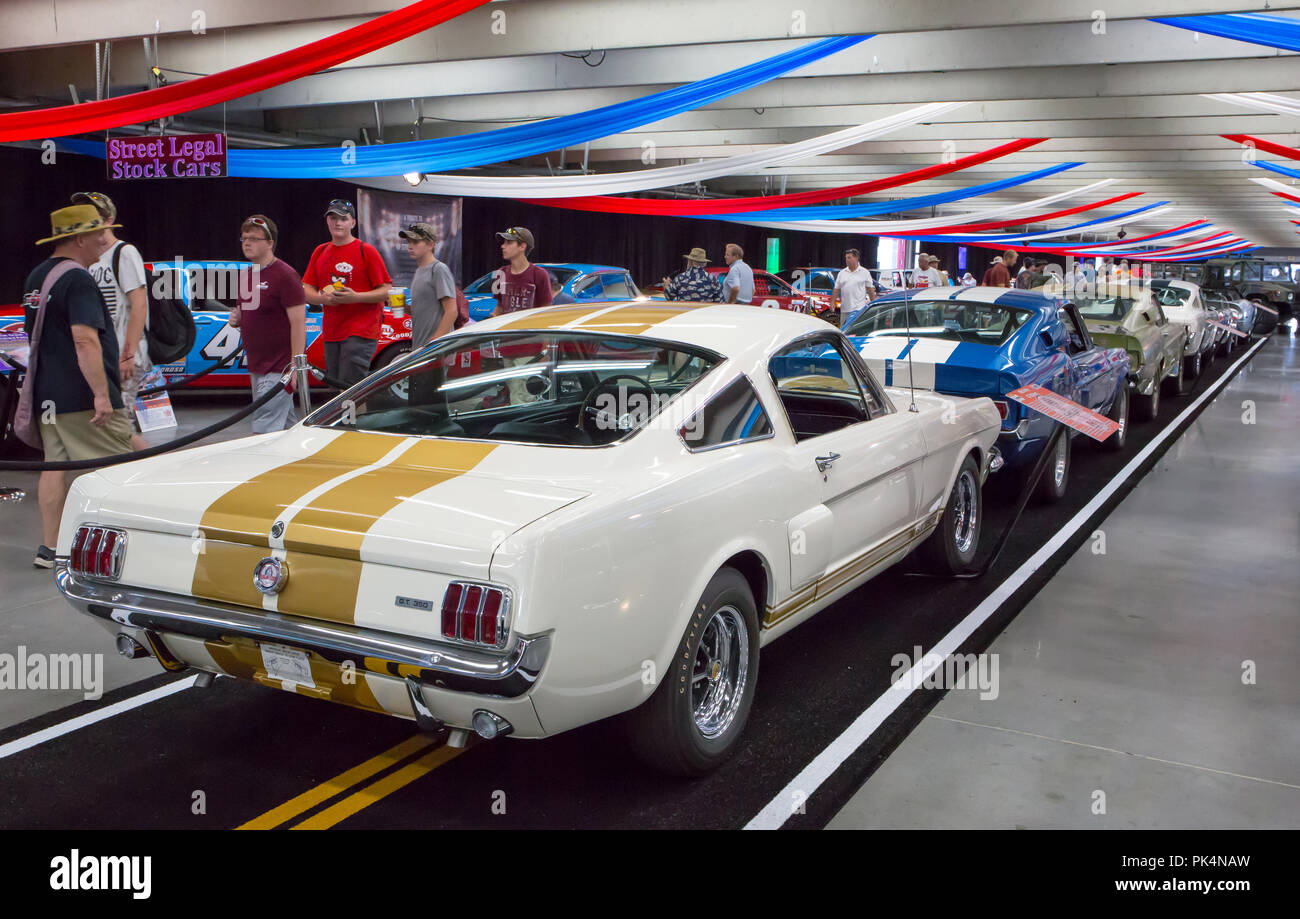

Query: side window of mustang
[679,375,773,451]
[768,337,873,442]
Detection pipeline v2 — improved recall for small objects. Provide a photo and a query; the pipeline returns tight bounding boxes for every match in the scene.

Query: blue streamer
[60,36,869,178]
[1151,13,1300,53]
[711,162,1082,221]
[1254,160,1300,183]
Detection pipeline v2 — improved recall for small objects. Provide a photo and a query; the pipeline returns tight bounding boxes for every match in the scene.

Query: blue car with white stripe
[844,286,1130,502]
[462,263,643,320]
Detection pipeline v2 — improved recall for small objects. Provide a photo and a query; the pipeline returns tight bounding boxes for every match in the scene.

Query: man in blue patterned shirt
[661,247,722,302]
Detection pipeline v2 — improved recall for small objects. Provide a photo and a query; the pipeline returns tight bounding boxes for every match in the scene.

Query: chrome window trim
[678,372,776,454]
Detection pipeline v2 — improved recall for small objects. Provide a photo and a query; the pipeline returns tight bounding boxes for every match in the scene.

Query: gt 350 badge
[394,596,433,611]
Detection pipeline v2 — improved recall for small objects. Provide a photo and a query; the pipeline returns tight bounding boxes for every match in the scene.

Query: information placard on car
[1006,384,1121,442]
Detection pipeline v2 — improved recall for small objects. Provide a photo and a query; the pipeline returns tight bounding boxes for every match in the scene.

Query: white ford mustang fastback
[56,302,999,774]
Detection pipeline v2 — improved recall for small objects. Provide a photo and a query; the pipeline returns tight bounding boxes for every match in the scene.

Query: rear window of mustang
[844,299,1032,346]
[306,331,721,447]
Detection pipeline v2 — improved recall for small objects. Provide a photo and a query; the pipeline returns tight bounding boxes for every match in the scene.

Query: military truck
[1199,257,1296,334]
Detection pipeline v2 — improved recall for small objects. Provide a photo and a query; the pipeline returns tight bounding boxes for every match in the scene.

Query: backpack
[111,242,195,363]
[454,287,470,329]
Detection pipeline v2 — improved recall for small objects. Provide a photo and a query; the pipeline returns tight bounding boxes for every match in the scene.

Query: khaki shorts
[40,408,134,462]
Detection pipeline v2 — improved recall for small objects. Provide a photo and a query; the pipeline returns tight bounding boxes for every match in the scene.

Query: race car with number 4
[54,301,999,775]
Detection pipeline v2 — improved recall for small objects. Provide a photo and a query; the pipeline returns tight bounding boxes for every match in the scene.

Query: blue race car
[844,286,1131,503]
[462,263,643,320]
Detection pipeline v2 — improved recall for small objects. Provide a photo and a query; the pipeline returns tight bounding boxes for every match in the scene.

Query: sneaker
[33,546,55,569]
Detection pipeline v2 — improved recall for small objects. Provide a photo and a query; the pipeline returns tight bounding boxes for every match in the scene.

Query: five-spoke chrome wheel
[952,468,978,556]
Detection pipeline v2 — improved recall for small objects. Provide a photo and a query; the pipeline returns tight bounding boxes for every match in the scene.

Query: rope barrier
[0,374,290,471]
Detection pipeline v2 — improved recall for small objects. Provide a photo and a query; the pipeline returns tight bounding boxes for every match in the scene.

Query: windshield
[1074,297,1136,322]
[844,298,1032,346]
[306,332,721,447]
[1262,263,1294,284]
[465,266,582,295]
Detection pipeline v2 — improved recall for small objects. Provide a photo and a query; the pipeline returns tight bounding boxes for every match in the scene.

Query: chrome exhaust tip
[115,633,150,660]
[471,710,513,740]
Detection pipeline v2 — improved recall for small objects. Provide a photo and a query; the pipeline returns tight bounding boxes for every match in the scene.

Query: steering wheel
[579,373,657,438]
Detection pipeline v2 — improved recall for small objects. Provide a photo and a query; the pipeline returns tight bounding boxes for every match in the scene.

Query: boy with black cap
[400,222,458,344]
[301,198,391,387]
[489,227,551,316]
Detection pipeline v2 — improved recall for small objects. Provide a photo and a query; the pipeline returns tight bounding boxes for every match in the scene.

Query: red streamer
[1222,133,1300,161]
[890,192,1144,236]
[0,0,489,142]
[521,139,1045,215]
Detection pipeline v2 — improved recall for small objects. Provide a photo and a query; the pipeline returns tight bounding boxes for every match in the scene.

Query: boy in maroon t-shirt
[229,215,306,433]
[489,227,553,316]
[301,199,391,387]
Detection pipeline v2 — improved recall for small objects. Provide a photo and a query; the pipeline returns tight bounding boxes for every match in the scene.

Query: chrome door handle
[815,452,841,474]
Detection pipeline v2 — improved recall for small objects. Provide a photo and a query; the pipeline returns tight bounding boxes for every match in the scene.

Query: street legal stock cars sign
[107,133,228,179]
[1006,384,1121,442]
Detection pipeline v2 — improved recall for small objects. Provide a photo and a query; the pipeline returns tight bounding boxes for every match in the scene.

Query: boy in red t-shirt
[301,199,392,387]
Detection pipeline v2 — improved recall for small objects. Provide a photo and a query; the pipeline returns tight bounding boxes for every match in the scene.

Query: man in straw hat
[23,203,133,568]
[661,247,722,302]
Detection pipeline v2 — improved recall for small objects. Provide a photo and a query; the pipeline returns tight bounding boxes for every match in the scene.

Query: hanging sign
[107,133,227,180]
[1006,384,1120,442]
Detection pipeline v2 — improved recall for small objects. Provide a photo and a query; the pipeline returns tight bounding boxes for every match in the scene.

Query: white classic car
[1150,279,1216,381]
[55,302,1000,774]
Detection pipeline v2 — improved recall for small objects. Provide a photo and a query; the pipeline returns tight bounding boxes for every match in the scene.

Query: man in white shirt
[73,191,149,450]
[832,248,875,327]
[721,244,754,304]
[916,255,944,290]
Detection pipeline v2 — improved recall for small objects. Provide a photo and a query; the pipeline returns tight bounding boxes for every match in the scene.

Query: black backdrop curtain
[3,145,881,299]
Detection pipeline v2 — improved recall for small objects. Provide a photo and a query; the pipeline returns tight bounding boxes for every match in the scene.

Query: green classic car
[1075,291,1188,421]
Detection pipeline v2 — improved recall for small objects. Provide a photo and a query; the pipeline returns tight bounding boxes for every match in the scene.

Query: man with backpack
[72,191,148,450]
[400,223,460,345]
[22,204,132,567]
[302,199,392,388]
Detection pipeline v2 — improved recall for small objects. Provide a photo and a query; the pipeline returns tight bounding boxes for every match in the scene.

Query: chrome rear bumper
[55,562,549,698]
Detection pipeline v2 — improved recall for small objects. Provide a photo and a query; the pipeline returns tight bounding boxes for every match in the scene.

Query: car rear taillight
[440,581,511,649]
[69,524,127,580]
[993,400,1009,420]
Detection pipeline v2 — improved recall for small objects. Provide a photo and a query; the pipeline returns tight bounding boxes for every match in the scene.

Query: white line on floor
[745,336,1270,830]
[0,674,198,761]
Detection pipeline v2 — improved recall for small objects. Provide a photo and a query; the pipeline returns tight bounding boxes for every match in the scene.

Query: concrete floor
[829,332,1300,829]
[0,392,263,726]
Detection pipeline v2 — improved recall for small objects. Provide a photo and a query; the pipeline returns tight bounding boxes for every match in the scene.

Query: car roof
[457,301,830,355]
[867,284,1059,315]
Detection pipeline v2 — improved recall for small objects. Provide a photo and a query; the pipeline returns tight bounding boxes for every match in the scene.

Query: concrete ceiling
[3,0,1299,248]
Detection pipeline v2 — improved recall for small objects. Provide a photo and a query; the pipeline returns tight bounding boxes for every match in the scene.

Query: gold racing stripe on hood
[275,439,498,624]
[192,433,399,609]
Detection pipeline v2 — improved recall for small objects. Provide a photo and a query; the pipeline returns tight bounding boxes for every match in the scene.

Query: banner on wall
[357,188,463,289]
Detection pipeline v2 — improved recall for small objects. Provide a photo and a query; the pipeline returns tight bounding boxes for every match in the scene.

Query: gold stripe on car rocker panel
[276,439,498,625]
[190,432,399,609]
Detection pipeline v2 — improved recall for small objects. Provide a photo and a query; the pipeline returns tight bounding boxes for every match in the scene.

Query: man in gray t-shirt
[401,223,457,345]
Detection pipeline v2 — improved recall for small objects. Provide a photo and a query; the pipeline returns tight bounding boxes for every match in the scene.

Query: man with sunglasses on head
[71,191,148,450]
[228,215,306,433]
[301,199,391,387]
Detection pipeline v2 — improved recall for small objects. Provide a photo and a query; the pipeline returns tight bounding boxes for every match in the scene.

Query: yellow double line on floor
[237,734,465,830]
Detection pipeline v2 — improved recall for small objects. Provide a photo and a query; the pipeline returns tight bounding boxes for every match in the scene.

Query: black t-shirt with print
[22,257,123,413]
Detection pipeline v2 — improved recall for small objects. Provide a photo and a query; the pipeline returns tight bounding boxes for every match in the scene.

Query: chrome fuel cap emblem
[270,520,285,539]
[253,556,289,595]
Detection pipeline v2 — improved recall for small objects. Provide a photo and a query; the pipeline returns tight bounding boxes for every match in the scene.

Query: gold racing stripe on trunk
[571,304,707,336]
[277,439,498,624]
[190,433,398,609]
[497,305,615,330]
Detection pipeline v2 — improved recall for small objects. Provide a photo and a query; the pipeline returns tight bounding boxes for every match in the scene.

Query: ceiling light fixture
[403,172,424,187]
